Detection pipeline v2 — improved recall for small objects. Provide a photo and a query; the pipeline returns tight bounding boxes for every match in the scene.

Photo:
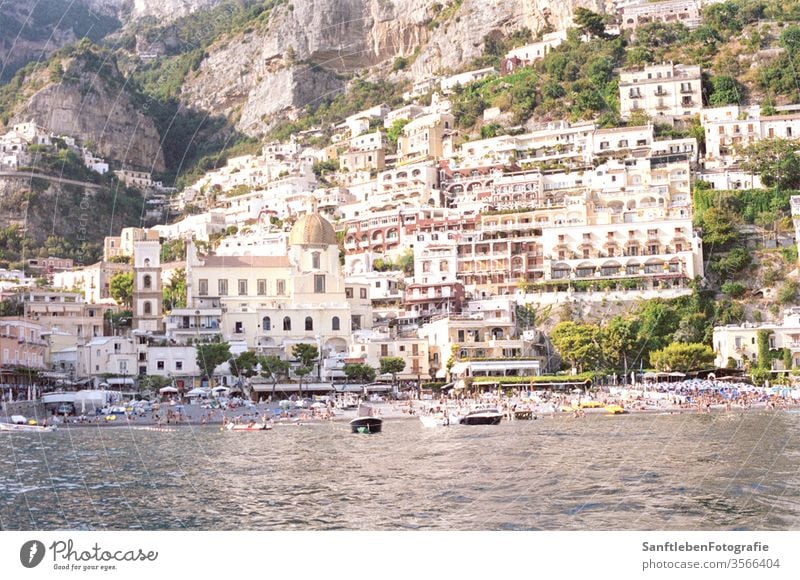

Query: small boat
[350,404,382,434]
[225,421,273,431]
[605,404,626,415]
[459,407,503,425]
[514,410,534,420]
[0,419,57,433]
[419,413,451,428]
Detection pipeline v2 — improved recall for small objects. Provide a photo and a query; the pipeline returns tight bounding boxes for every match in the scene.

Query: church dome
[289,213,337,246]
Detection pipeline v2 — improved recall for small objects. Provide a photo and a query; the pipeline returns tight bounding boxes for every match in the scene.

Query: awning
[107,378,135,386]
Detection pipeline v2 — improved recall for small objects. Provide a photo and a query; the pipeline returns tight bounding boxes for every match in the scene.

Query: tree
[258,355,290,397]
[294,365,312,398]
[602,316,639,378]
[550,322,603,373]
[574,8,606,38]
[649,343,715,372]
[779,25,800,56]
[386,119,409,148]
[738,138,800,190]
[163,268,187,311]
[379,357,405,392]
[292,343,319,394]
[231,350,258,378]
[196,342,232,384]
[709,75,744,106]
[343,362,376,383]
[109,272,133,308]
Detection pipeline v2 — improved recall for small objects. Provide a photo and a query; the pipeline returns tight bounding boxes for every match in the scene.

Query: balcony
[680,86,694,94]
[654,88,668,96]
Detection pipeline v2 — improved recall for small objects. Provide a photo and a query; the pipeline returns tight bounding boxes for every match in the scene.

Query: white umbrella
[212,386,229,393]
[159,386,178,394]
[186,388,207,396]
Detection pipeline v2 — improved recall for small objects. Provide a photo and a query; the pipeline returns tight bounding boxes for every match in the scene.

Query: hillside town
[1,2,800,405]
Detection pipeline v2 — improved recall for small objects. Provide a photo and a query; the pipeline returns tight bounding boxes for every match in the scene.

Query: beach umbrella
[159,386,178,394]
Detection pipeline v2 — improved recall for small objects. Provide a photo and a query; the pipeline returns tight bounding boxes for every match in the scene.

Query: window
[360,288,367,299]
[199,279,208,296]
[351,315,362,331]
[143,274,152,289]
[262,317,271,331]
[314,274,326,293]
[381,344,389,356]
[312,252,320,269]
[412,344,419,356]
[143,301,152,315]
[332,316,340,331]
[305,317,313,331]
[157,360,165,370]
[345,287,354,299]
[283,317,291,331]
[218,279,228,296]
[238,279,247,296]
[276,280,286,295]
[257,279,266,295]
[175,361,183,371]
[440,260,449,272]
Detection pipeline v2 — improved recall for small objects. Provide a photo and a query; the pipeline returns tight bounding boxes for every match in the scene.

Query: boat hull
[350,417,383,434]
[0,422,57,432]
[419,414,450,428]
[459,414,503,425]
[226,423,272,431]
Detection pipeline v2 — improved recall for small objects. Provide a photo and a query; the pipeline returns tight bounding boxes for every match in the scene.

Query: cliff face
[8,51,165,172]
[179,0,614,136]
[0,0,122,81]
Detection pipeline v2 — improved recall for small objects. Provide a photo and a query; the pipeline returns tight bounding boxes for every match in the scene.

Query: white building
[619,63,703,121]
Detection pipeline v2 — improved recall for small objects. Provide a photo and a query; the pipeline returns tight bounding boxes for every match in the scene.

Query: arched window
[305,316,313,331]
[143,274,152,289]
[143,301,152,315]
[283,316,291,331]
[312,252,320,269]
[144,258,151,267]
[262,316,271,331]
[332,316,340,331]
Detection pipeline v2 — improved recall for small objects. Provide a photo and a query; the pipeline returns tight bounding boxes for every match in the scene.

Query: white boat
[419,409,454,427]
[0,418,57,433]
[350,404,382,433]
[225,421,272,431]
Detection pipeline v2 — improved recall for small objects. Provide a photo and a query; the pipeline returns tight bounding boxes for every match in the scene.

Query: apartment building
[397,112,454,163]
[702,105,800,166]
[21,291,117,340]
[619,63,703,120]
[0,317,47,369]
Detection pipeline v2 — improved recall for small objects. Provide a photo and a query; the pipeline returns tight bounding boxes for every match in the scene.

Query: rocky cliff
[0,0,121,81]
[7,47,165,172]
[179,0,614,136]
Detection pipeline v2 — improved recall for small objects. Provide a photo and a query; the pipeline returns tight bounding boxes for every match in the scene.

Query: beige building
[52,261,131,304]
[103,227,153,261]
[0,317,47,369]
[418,299,547,380]
[455,156,702,297]
[175,214,370,376]
[348,330,431,381]
[21,290,117,340]
[397,112,454,164]
[619,63,702,121]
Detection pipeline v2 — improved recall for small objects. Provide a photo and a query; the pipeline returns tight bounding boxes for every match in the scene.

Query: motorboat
[419,413,451,428]
[459,407,503,425]
[605,404,626,415]
[350,404,382,433]
[0,416,57,432]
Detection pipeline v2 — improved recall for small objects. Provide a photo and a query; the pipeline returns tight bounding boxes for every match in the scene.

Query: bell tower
[132,236,163,333]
